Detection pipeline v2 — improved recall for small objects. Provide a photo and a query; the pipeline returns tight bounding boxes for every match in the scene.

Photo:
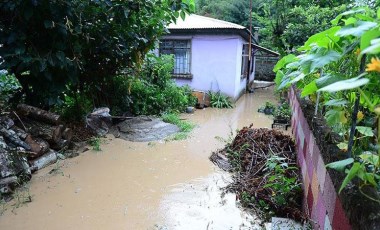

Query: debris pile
[0,104,79,199]
[210,126,306,222]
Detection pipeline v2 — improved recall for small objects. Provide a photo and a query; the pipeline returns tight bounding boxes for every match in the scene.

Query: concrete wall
[163,35,250,101]
[289,87,351,230]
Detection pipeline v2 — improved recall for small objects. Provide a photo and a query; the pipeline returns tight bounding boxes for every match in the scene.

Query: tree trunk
[17,104,61,125]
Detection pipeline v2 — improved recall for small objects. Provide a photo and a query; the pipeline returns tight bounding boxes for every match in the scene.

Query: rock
[186,107,195,113]
[110,116,180,142]
[86,107,112,136]
[0,116,14,129]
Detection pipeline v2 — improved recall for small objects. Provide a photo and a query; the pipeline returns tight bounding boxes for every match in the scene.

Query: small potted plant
[273,103,291,124]
[258,101,276,115]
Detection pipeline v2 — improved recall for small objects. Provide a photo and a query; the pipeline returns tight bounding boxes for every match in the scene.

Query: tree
[0,0,194,107]
[195,0,354,52]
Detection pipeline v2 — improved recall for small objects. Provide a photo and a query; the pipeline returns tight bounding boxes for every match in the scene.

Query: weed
[208,91,233,108]
[12,183,32,210]
[0,196,7,216]
[89,137,102,151]
[49,160,65,176]
[147,142,156,147]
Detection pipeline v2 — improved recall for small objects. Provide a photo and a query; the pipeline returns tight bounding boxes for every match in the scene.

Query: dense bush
[127,55,197,115]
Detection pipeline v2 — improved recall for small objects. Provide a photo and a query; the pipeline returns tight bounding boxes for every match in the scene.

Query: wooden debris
[0,127,31,150]
[17,104,61,125]
[29,149,58,173]
[25,135,50,159]
[0,104,80,197]
[210,126,306,222]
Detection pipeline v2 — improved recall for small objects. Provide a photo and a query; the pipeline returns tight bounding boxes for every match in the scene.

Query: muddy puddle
[0,88,277,230]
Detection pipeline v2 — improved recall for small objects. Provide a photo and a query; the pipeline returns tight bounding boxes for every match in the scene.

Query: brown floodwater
[0,88,277,230]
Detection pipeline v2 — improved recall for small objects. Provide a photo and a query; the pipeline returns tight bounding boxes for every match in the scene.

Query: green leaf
[301,80,317,97]
[377,8,380,19]
[359,152,379,165]
[339,162,361,193]
[326,158,354,172]
[299,27,341,51]
[336,21,377,37]
[337,142,348,151]
[274,70,284,87]
[364,173,377,187]
[289,72,305,84]
[324,99,348,106]
[361,38,380,57]
[325,109,347,125]
[273,54,297,72]
[318,76,369,92]
[180,11,186,20]
[299,49,341,73]
[331,8,366,25]
[356,126,374,137]
[343,17,357,25]
[360,29,380,51]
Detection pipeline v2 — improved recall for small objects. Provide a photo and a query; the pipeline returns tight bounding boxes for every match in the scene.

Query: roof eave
[167,28,255,44]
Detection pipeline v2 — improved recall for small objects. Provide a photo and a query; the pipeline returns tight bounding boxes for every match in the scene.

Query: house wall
[163,34,246,101]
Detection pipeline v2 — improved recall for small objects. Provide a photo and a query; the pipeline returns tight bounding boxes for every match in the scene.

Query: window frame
[159,39,192,79]
[241,43,249,79]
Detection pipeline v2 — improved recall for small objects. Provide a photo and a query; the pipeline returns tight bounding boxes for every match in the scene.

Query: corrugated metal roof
[168,14,246,30]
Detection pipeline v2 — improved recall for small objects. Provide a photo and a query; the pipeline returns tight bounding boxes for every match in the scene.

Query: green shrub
[54,87,93,122]
[0,73,22,111]
[208,91,233,108]
[126,55,197,115]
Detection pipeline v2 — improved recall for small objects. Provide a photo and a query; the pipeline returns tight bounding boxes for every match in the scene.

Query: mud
[0,87,277,230]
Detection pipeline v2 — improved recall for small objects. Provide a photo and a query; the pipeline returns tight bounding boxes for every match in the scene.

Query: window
[241,44,249,79]
[160,40,192,78]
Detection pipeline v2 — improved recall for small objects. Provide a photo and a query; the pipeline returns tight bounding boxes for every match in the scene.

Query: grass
[161,113,195,140]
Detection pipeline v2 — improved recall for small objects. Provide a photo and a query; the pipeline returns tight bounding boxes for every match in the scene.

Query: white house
[159,14,279,101]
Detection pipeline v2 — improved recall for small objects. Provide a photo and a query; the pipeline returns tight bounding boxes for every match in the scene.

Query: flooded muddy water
[0,88,277,230]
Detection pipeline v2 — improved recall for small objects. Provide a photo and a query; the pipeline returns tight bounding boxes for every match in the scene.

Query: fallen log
[24,121,64,145]
[24,135,50,159]
[17,104,61,125]
[29,149,58,172]
[0,127,31,151]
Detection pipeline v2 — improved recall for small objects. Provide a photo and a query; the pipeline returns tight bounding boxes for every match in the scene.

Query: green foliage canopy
[0,0,194,107]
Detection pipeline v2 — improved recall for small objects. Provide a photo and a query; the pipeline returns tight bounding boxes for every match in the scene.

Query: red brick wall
[289,87,351,230]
